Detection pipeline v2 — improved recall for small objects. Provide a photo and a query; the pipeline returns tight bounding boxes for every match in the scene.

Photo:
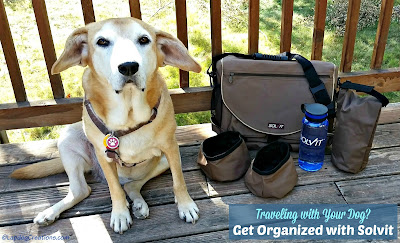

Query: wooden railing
[0,0,399,142]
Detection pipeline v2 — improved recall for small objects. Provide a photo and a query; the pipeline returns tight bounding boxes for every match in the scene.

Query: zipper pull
[229,73,234,83]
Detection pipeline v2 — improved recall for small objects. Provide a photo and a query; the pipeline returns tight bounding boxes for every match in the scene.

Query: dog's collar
[84,96,161,138]
[84,96,161,168]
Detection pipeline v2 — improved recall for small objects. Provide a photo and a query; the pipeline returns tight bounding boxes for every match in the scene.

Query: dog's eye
[97,38,110,47]
[138,36,150,45]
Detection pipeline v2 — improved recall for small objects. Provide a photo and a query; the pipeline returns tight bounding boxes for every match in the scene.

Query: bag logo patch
[268,123,285,129]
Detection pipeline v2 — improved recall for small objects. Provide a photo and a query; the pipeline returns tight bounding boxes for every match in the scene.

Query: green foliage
[393,5,400,22]
[326,0,381,36]
[1,0,400,143]
[175,111,211,126]
[326,0,400,36]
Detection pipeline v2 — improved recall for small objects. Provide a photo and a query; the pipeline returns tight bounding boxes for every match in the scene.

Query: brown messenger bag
[208,53,337,150]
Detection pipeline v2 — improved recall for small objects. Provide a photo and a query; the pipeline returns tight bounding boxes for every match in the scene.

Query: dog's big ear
[156,31,201,73]
[51,27,88,74]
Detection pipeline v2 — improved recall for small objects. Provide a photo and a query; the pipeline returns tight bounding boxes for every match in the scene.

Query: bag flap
[220,56,336,135]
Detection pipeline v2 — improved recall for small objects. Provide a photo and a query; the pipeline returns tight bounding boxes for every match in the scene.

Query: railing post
[280,0,294,53]
[248,0,259,54]
[340,0,361,72]
[0,0,27,102]
[311,0,327,60]
[129,0,142,19]
[210,0,222,57]
[370,0,395,69]
[80,0,95,24]
[175,0,189,88]
[0,131,9,144]
[32,0,65,99]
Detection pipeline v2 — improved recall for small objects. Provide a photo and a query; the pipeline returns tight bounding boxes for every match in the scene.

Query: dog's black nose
[118,62,139,76]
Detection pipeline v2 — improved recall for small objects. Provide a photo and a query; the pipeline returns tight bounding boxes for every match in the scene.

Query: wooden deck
[0,103,399,242]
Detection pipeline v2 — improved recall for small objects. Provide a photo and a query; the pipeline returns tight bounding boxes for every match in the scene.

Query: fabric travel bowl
[245,141,298,198]
[197,131,251,181]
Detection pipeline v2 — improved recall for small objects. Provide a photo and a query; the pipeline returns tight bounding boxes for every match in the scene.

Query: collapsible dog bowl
[245,141,298,198]
[197,131,251,181]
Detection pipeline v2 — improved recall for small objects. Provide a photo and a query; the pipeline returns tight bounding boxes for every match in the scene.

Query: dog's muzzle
[114,62,145,93]
[118,62,139,76]
[114,76,145,94]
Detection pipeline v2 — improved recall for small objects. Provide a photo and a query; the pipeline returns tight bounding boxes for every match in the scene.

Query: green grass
[1,0,399,142]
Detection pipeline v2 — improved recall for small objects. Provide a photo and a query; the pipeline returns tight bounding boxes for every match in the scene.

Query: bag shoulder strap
[340,81,389,107]
[284,52,335,117]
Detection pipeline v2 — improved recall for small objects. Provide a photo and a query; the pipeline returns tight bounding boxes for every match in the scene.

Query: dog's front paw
[178,199,199,224]
[110,207,133,234]
[34,208,60,226]
[132,199,149,219]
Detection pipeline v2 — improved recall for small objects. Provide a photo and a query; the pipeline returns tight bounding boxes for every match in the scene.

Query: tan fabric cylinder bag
[332,81,389,174]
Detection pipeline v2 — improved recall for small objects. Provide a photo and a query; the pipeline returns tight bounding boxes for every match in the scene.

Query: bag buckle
[207,63,217,87]
[309,83,326,95]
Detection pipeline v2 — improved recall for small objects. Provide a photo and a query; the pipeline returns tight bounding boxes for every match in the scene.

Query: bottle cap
[301,103,328,122]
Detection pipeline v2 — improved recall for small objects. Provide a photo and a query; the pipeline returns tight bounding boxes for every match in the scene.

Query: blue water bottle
[298,103,328,172]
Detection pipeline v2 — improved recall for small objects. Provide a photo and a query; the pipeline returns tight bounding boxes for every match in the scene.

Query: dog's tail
[10,158,65,179]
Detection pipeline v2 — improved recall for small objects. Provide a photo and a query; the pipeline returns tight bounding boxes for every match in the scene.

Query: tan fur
[10,158,64,179]
[11,18,201,233]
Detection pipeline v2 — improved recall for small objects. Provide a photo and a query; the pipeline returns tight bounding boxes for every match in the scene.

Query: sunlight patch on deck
[70,214,112,243]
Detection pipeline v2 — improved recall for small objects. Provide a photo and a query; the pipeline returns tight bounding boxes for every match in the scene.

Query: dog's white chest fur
[105,88,161,168]
[118,133,162,163]
[106,86,152,130]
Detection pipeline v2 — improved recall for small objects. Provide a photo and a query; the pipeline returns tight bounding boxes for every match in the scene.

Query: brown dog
[11,17,201,234]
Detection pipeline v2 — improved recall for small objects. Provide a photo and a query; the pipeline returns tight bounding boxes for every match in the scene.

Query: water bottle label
[299,125,327,163]
[300,135,325,146]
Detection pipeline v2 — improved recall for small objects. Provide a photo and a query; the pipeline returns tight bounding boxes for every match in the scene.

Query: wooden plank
[0,123,212,166]
[339,68,400,93]
[157,228,400,243]
[0,97,83,130]
[298,147,400,186]
[0,145,202,193]
[0,183,345,241]
[80,0,95,24]
[158,230,232,243]
[2,137,400,194]
[372,123,400,149]
[176,123,216,146]
[336,174,400,204]
[0,116,399,166]
[129,0,141,19]
[32,0,65,99]
[340,0,361,72]
[370,0,395,69]
[0,77,398,130]
[175,0,189,88]
[379,102,400,124]
[0,87,212,130]
[280,0,294,53]
[248,0,259,54]
[0,0,27,102]
[0,170,207,226]
[311,0,327,60]
[208,146,400,198]
[0,163,87,193]
[210,0,222,56]
[0,139,59,166]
